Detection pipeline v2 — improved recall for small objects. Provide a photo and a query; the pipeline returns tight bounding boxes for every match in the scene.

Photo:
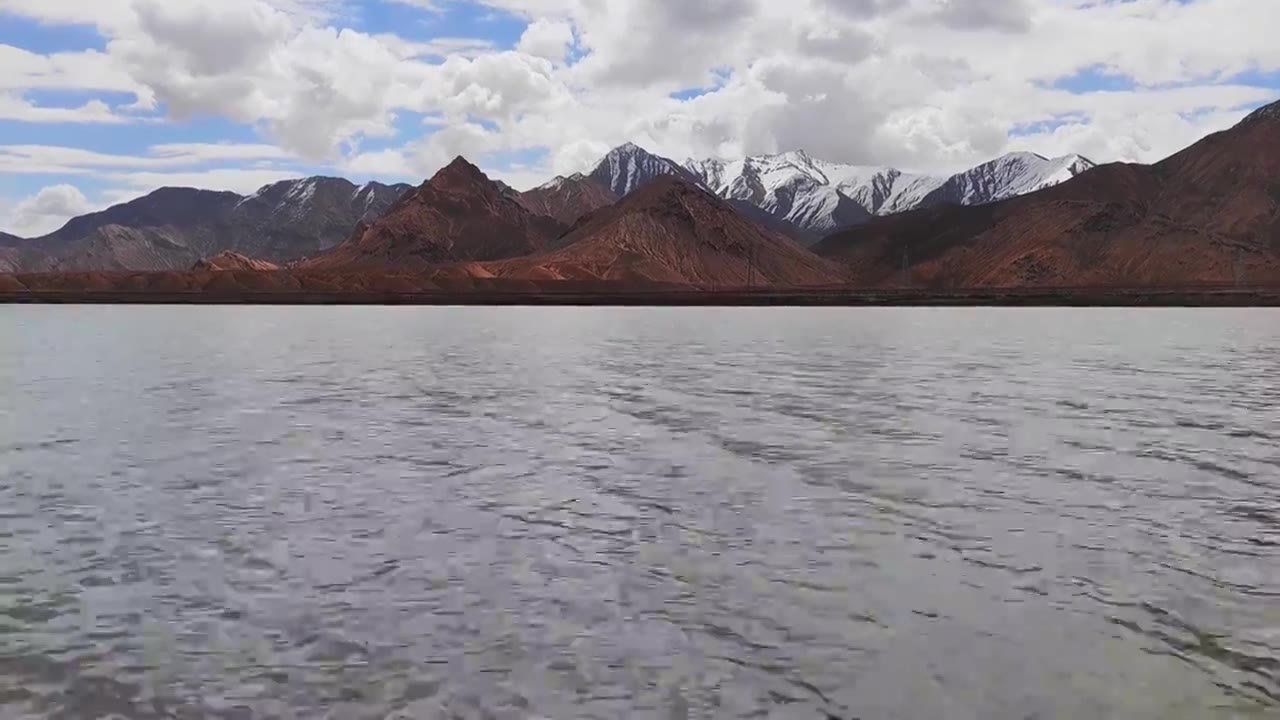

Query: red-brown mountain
[489,176,843,287]
[517,174,619,225]
[815,99,1280,287]
[305,158,567,271]
[192,251,281,272]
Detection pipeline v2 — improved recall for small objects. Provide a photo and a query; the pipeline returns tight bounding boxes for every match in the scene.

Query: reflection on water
[0,306,1277,719]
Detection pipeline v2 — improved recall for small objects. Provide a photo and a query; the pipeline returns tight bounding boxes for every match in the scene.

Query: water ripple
[0,306,1277,719]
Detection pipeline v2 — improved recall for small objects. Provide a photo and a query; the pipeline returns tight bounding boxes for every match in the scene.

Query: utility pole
[747,245,756,288]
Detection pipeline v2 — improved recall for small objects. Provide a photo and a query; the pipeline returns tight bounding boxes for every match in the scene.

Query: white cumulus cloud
[2,185,93,237]
[0,0,1276,197]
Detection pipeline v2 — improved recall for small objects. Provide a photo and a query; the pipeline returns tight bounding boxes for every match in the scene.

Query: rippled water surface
[1,306,1278,719]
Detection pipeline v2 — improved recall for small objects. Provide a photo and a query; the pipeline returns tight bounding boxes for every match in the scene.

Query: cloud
[0,143,294,174]
[0,46,140,93]
[0,94,138,124]
[926,0,1032,33]
[2,185,93,236]
[0,0,1277,192]
[516,19,574,62]
[103,167,316,194]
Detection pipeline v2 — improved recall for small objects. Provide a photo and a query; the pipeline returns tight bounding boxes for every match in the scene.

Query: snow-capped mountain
[588,142,705,197]
[682,149,1096,240]
[918,152,1096,207]
[587,143,1095,242]
[588,144,818,241]
[686,151,872,233]
[229,177,414,259]
[235,177,412,226]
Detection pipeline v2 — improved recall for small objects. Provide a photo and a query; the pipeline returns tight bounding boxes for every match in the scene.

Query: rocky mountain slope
[192,251,281,272]
[489,176,842,287]
[228,177,412,260]
[0,233,23,273]
[813,99,1280,288]
[517,174,619,225]
[305,157,566,271]
[4,178,411,272]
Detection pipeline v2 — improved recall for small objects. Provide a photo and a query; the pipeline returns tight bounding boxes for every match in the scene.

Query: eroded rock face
[192,251,281,272]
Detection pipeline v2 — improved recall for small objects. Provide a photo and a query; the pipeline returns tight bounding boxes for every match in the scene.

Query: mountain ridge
[5,178,413,272]
[517,173,619,226]
[813,99,1280,287]
[489,176,843,287]
[679,148,1097,239]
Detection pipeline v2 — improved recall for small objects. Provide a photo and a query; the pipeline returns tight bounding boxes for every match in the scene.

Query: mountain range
[815,101,1280,287]
[4,98,1280,291]
[604,144,1096,240]
[0,178,410,273]
[1,143,1093,273]
[489,175,843,286]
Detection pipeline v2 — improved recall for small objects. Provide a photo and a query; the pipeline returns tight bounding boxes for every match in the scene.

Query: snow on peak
[775,149,815,167]
[608,142,647,157]
[1241,99,1280,125]
[537,175,571,191]
[236,177,306,209]
[353,182,386,210]
[1058,154,1097,174]
[281,178,320,209]
[587,143,1094,241]
[919,151,1098,207]
[590,143,696,196]
[685,158,728,191]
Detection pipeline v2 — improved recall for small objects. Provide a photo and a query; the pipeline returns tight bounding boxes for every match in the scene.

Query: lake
[0,306,1277,719]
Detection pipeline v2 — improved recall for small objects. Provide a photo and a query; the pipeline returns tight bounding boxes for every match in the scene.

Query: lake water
[0,306,1277,719]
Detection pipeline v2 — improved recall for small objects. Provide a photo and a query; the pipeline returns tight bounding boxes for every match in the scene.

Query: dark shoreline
[4,288,1280,307]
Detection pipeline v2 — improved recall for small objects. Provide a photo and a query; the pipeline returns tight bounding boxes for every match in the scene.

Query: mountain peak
[1059,154,1098,172]
[589,143,702,197]
[307,159,565,271]
[606,142,657,159]
[1240,98,1280,125]
[433,156,489,183]
[992,151,1050,165]
[536,175,569,191]
[778,149,814,164]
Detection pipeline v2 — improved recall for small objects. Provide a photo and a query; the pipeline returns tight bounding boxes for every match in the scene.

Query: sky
[1,0,1278,237]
